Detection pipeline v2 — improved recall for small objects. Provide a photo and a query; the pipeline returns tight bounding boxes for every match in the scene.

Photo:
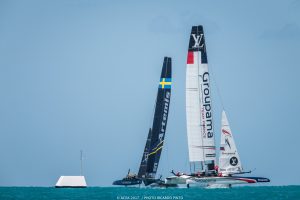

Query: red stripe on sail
[222,129,231,136]
[235,178,257,183]
[187,51,194,64]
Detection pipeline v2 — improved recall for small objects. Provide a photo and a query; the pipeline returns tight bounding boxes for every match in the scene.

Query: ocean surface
[0,186,299,200]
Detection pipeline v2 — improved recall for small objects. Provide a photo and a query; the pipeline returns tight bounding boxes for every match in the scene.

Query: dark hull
[113,178,142,186]
[150,182,178,188]
[143,178,160,186]
[143,178,178,188]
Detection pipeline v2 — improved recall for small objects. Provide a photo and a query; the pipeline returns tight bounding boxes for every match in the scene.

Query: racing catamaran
[165,26,270,188]
[113,57,172,186]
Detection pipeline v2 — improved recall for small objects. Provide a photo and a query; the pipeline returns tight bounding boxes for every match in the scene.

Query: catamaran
[113,57,173,186]
[165,26,270,188]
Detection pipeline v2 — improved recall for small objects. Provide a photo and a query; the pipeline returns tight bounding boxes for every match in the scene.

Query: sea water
[0,186,299,200]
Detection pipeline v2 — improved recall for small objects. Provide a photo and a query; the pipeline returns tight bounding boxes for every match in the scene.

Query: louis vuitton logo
[192,34,204,49]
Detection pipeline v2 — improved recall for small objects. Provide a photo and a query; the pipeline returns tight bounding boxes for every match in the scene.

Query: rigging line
[208,63,225,166]
[80,150,83,176]
[209,60,225,111]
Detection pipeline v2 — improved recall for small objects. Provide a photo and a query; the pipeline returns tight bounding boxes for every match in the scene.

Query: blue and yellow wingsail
[137,57,172,183]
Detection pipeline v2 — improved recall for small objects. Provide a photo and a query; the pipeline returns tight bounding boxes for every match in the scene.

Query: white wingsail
[219,111,243,175]
[186,26,216,170]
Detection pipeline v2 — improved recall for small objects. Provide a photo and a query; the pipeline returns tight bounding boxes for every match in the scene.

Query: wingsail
[143,57,172,181]
[113,57,172,186]
[186,26,216,172]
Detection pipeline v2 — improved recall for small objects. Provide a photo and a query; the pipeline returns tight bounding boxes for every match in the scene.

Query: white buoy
[55,176,87,188]
[55,150,87,188]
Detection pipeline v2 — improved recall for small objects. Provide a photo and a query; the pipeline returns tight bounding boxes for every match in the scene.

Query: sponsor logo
[221,152,235,155]
[194,178,215,183]
[225,138,231,149]
[201,72,213,138]
[230,157,238,166]
[159,91,170,142]
[192,34,204,49]
[257,178,269,182]
[222,129,231,136]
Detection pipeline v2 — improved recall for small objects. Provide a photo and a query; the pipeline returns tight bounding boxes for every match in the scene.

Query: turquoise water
[0,186,299,200]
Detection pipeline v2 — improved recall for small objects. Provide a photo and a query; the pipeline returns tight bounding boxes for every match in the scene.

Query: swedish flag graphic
[159,78,172,89]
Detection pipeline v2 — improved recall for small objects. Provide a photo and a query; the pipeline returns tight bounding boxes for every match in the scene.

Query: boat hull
[144,178,178,188]
[165,175,270,188]
[165,175,190,185]
[113,178,142,186]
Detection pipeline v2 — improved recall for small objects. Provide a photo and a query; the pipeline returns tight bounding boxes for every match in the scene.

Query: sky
[0,0,300,186]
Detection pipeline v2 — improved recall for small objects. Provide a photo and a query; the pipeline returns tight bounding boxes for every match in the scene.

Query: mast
[186,26,216,173]
[80,150,83,176]
[138,57,172,182]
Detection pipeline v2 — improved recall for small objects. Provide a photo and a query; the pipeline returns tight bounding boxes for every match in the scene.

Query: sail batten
[186,26,216,169]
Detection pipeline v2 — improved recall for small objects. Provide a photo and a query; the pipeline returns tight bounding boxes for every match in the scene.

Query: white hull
[165,175,265,188]
[165,175,190,185]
